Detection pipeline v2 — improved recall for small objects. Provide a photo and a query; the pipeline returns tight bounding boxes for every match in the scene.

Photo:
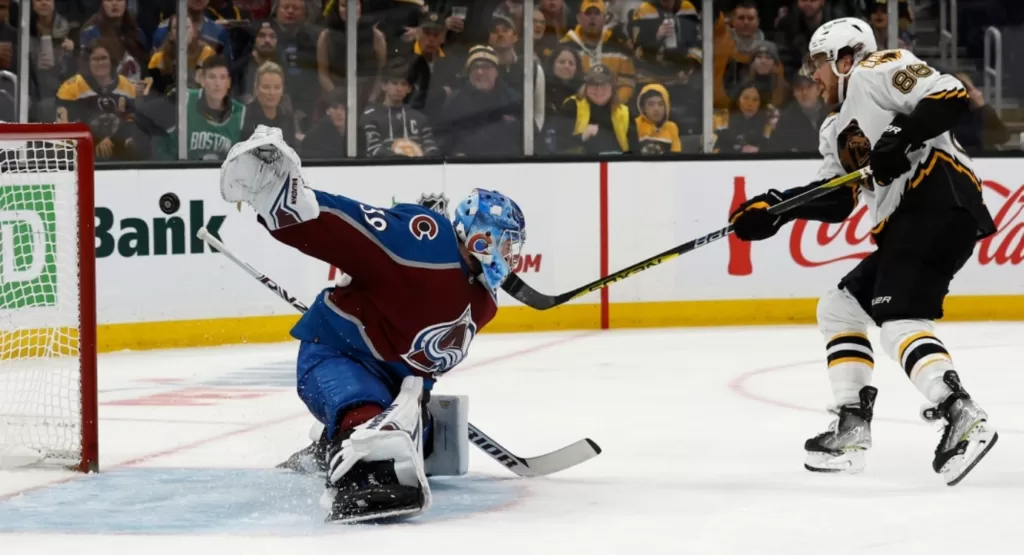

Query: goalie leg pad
[323,375,432,523]
[219,124,319,230]
[424,395,469,477]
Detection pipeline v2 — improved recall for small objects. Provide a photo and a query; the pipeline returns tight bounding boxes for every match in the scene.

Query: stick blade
[502,438,602,478]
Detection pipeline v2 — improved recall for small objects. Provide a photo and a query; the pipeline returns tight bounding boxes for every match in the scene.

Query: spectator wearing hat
[743,41,790,109]
[301,87,348,158]
[561,0,637,104]
[407,12,458,120]
[490,13,546,133]
[235,21,283,101]
[553,63,632,155]
[766,67,822,153]
[629,83,681,154]
[630,0,700,89]
[360,61,439,158]
[434,45,522,157]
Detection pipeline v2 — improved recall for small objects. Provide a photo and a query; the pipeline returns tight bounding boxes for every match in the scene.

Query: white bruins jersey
[814,49,978,228]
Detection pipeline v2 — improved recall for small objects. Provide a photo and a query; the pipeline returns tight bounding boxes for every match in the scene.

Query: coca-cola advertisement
[605,159,1024,306]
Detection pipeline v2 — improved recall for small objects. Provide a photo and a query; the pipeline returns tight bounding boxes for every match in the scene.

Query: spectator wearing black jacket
[301,87,348,158]
[407,12,458,120]
[360,63,439,157]
[241,62,299,147]
[713,82,774,154]
[766,69,822,153]
[434,45,521,157]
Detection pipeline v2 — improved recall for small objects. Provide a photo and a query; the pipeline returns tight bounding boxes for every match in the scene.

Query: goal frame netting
[0,122,98,473]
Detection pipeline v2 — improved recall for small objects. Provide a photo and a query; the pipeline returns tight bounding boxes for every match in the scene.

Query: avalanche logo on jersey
[403,305,477,375]
[409,214,439,240]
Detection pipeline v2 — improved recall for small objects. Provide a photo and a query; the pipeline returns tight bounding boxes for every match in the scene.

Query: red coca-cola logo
[726,178,1024,274]
[978,181,1024,265]
[789,207,875,267]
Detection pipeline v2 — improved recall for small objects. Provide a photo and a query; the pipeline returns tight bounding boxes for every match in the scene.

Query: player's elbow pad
[908,93,971,143]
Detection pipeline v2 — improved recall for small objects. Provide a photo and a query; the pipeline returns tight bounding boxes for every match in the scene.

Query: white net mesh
[0,137,83,467]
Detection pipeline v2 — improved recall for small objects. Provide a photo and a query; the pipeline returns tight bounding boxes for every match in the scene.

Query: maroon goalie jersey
[270,189,498,383]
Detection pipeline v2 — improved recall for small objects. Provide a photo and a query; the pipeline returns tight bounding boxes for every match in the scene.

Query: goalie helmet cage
[0,123,97,473]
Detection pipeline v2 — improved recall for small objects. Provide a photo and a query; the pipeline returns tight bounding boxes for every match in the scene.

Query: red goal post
[0,122,97,473]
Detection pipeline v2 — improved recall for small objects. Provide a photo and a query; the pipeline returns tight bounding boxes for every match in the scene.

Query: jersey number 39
[360,204,388,231]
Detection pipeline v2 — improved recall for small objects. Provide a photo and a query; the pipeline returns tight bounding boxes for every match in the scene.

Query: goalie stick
[500,168,873,310]
[196,227,601,477]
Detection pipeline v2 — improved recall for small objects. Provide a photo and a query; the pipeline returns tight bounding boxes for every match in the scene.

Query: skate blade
[324,484,425,524]
[804,449,866,474]
[326,505,422,525]
[942,423,999,487]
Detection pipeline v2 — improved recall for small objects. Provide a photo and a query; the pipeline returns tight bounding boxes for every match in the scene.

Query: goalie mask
[807,17,877,103]
[453,189,526,294]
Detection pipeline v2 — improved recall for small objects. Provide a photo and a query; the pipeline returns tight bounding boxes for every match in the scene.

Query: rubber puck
[159,193,181,214]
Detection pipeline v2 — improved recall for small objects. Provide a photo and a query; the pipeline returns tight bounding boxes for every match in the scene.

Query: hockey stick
[501,168,873,310]
[197,227,601,477]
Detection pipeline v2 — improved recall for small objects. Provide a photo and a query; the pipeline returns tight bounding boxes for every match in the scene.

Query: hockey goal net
[0,123,97,472]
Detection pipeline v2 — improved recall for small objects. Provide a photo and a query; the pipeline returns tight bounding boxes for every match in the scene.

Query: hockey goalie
[218,126,526,522]
[729,18,998,485]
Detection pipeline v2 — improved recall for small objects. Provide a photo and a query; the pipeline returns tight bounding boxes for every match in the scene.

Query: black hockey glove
[729,189,787,241]
[869,114,921,187]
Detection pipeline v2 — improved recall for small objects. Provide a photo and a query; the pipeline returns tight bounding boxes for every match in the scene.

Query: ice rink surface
[2,322,1024,555]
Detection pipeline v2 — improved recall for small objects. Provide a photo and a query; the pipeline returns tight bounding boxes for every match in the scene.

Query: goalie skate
[921,371,999,486]
[277,422,329,475]
[804,386,876,473]
[319,376,431,524]
[321,459,425,524]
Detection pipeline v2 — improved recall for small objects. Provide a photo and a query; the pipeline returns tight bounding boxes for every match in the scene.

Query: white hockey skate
[804,386,877,473]
[921,371,998,486]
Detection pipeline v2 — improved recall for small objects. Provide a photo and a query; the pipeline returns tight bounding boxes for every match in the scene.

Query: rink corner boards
[77,294,1024,354]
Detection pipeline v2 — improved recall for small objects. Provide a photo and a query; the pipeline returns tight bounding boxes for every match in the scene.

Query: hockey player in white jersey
[728,18,998,486]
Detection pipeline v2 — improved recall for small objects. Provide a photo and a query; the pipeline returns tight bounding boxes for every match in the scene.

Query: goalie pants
[838,207,978,323]
[296,341,433,444]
